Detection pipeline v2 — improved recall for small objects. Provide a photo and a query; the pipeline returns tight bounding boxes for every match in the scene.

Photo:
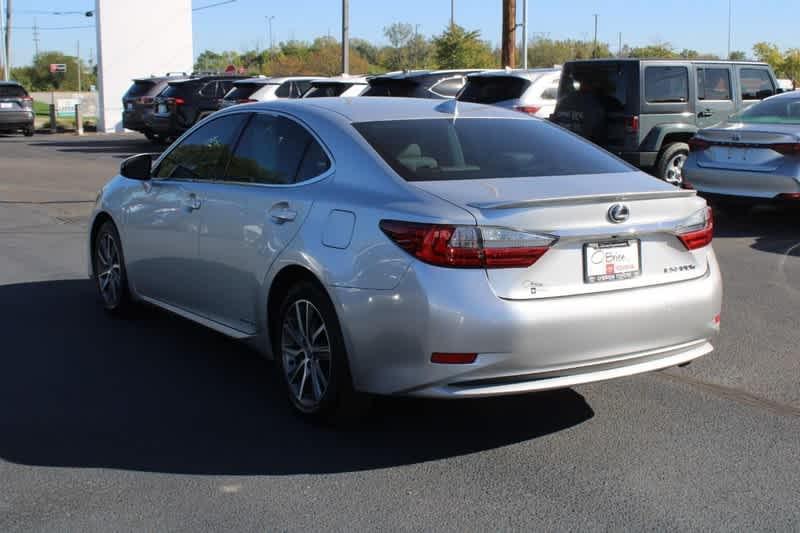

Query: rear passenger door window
[644,66,689,103]
[155,114,246,180]
[224,114,331,185]
[740,68,775,100]
[199,81,218,98]
[697,68,732,100]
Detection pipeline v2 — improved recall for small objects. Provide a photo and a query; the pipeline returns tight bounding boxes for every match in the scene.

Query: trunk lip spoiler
[467,189,696,210]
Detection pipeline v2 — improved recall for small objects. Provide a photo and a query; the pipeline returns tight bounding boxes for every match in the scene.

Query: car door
[194,112,333,332]
[122,113,247,312]
[695,65,735,127]
[737,66,777,110]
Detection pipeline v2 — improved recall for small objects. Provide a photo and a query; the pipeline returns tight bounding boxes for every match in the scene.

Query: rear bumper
[333,249,722,398]
[146,114,185,136]
[684,160,800,199]
[615,151,658,168]
[0,110,34,128]
[122,111,150,132]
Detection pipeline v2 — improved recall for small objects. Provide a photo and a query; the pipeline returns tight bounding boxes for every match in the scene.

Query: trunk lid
[0,84,31,111]
[694,122,800,172]
[413,172,710,300]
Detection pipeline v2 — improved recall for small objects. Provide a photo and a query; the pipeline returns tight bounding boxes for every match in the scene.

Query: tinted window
[294,81,312,97]
[741,68,775,100]
[0,84,27,97]
[430,77,466,97]
[458,76,530,104]
[304,83,350,98]
[353,118,631,182]
[540,87,558,100]
[225,114,330,185]
[224,84,259,101]
[199,81,218,97]
[217,80,235,97]
[125,81,155,98]
[275,82,291,98]
[155,115,245,180]
[363,80,417,97]
[733,96,800,125]
[558,63,630,111]
[697,68,732,100]
[644,66,688,103]
[161,83,191,98]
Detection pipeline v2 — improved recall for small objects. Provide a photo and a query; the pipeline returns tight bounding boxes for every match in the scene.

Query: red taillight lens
[688,137,712,152]
[173,97,185,105]
[676,207,713,250]
[238,98,258,103]
[775,192,800,200]
[20,96,33,108]
[769,142,800,155]
[624,115,639,133]
[431,353,477,364]
[379,220,555,269]
[514,105,541,116]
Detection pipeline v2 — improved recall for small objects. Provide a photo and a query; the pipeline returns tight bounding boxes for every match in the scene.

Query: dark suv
[0,81,34,136]
[551,59,780,184]
[146,74,248,141]
[122,74,187,140]
[363,70,481,99]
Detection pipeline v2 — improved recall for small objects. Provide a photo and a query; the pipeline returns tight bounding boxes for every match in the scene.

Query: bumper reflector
[431,353,477,364]
[713,313,721,325]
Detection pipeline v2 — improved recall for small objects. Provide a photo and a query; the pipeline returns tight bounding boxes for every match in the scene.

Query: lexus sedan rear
[88,97,721,422]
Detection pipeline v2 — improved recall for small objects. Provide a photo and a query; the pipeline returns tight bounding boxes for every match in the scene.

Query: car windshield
[0,84,27,97]
[126,81,156,98]
[732,97,800,125]
[353,117,632,181]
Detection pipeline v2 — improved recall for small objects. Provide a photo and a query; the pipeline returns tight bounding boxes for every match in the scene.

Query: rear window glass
[126,81,155,98]
[558,63,630,111]
[429,77,466,98]
[225,85,259,101]
[0,84,27,97]
[161,84,192,98]
[304,83,350,98]
[458,76,530,104]
[353,118,632,182]
[363,80,417,97]
[644,66,689,103]
[740,68,775,100]
[733,96,800,125]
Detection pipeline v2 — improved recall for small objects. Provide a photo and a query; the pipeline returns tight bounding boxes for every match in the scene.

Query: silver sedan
[684,90,800,207]
[88,97,722,422]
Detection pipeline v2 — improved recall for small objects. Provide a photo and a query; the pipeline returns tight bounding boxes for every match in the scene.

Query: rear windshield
[0,84,28,97]
[458,76,530,104]
[363,80,417,97]
[733,96,800,125]
[224,85,260,101]
[353,118,632,181]
[126,81,156,98]
[304,83,351,98]
[558,62,634,112]
[161,83,193,98]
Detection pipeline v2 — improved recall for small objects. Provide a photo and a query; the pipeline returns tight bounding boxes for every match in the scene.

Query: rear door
[194,112,332,330]
[737,66,777,109]
[695,64,735,127]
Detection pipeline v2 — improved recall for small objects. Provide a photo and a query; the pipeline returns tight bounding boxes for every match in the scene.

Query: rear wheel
[93,220,134,315]
[655,142,689,186]
[23,126,34,137]
[276,281,369,423]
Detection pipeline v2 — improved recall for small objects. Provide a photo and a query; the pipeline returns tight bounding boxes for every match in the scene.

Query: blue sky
[7,0,797,67]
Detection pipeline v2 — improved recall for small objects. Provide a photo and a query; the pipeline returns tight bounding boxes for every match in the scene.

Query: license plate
[158,103,168,114]
[584,240,641,283]
[0,102,12,109]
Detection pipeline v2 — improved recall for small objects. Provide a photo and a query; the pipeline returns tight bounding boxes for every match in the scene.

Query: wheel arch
[88,211,115,278]
[642,123,698,153]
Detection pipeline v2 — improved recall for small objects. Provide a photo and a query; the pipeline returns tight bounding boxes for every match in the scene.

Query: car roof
[169,74,250,85]
[234,76,320,86]
[565,58,770,66]
[467,68,561,81]
[369,69,482,81]
[311,75,368,85]
[225,96,518,123]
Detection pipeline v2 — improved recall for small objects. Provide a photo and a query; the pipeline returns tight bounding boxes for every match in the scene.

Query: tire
[276,281,369,424]
[655,142,689,186]
[23,127,34,137]
[144,130,156,141]
[93,220,134,316]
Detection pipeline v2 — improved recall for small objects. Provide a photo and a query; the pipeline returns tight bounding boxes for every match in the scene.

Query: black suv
[0,81,34,136]
[551,59,780,184]
[363,70,481,99]
[122,73,187,140]
[146,74,249,141]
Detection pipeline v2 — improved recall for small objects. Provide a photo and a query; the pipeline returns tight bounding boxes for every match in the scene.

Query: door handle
[698,109,713,118]
[269,203,297,224]
[184,193,202,211]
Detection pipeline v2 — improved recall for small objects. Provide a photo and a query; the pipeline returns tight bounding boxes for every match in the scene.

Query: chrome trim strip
[138,295,253,339]
[468,189,696,210]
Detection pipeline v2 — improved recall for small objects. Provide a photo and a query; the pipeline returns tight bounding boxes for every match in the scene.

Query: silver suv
[457,68,561,118]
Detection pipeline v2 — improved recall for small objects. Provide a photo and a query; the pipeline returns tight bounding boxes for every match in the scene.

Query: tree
[383,22,414,70]
[527,38,611,67]
[728,50,747,61]
[11,51,94,91]
[628,42,677,59]
[432,24,496,69]
[782,49,800,83]
[752,42,783,73]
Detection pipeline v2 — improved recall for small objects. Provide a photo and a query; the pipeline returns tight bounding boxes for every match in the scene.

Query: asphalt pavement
[0,132,798,531]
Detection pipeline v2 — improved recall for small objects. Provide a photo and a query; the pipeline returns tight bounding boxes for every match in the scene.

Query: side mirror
[120,153,153,180]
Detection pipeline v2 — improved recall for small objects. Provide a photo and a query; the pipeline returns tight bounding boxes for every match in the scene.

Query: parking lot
[1,133,799,530]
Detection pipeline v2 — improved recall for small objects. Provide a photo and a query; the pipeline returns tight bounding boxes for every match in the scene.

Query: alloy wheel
[96,232,123,307]
[665,153,686,185]
[281,299,332,410]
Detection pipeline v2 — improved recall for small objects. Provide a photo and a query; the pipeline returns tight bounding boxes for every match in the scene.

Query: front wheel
[655,142,689,186]
[93,220,134,315]
[276,281,369,423]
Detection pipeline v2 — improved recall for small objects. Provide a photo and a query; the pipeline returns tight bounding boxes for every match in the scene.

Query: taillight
[688,137,712,152]
[769,142,800,155]
[173,97,185,106]
[379,220,556,269]
[514,105,541,116]
[775,192,800,200]
[431,353,477,364]
[237,98,258,103]
[676,207,713,250]
[624,115,639,133]
[137,96,154,105]
[20,95,32,108]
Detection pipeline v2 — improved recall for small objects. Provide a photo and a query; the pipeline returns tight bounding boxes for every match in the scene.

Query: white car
[220,76,321,108]
[457,68,562,118]
[303,75,369,98]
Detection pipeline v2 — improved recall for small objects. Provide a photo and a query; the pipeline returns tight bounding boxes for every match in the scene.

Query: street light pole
[450,0,454,28]
[0,0,7,80]
[265,16,275,53]
[593,13,598,56]
[4,0,11,80]
[727,0,732,59]
[521,0,527,69]
[342,0,349,74]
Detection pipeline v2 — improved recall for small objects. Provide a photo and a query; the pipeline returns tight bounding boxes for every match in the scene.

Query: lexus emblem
[608,203,630,224]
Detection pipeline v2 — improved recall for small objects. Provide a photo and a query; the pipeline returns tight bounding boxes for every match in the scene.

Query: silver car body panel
[89,97,721,398]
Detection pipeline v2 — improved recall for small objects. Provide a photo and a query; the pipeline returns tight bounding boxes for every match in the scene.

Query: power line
[8,25,95,30]
[193,0,236,12]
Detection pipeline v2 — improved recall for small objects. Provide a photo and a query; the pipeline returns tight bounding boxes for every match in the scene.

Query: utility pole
[593,13,598,56]
[0,0,6,80]
[5,0,11,81]
[414,24,421,68]
[727,0,732,59]
[450,0,455,28]
[265,16,274,53]
[501,0,516,68]
[32,17,39,57]
[77,40,81,93]
[521,0,527,69]
[618,32,622,57]
[341,0,349,74]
